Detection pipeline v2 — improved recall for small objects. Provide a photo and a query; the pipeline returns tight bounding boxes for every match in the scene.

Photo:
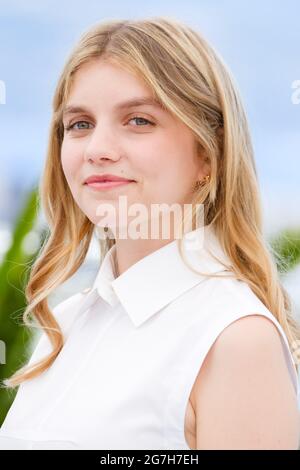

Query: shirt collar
[78,223,233,328]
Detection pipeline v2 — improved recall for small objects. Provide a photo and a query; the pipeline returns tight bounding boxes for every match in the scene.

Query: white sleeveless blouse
[0,224,298,449]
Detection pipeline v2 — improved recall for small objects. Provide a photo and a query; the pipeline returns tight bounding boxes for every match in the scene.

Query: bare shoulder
[190,314,300,450]
[206,314,290,361]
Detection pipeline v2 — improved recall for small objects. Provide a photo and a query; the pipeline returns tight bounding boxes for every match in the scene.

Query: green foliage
[269,228,300,274]
[0,187,47,425]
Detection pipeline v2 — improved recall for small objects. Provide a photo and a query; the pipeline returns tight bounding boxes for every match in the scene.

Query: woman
[0,16,299,450]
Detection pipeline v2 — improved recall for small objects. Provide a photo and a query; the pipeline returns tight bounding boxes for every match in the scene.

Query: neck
[113,236,177,277]
[110,214,188,276]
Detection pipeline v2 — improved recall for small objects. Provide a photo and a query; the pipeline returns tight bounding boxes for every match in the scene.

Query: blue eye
[64,116,154,132]
[64,121,92,131]
[128,116,154,126]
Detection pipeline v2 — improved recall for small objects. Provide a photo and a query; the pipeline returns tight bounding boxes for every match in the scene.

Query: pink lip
[85,181,135,190]
[84,174,135,184]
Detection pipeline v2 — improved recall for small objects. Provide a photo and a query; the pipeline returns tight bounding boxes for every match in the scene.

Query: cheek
[136,137,174,178]
[150,138,197,200]
[146,138,184,180]
[61,142,81,184]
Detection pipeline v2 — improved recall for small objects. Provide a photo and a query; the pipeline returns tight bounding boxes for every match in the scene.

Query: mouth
[84,180,136,191]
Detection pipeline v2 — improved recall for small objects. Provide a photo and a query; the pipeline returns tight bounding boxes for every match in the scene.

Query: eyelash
[64,116,154,132]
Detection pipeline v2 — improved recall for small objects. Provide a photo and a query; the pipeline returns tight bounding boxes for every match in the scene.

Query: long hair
[3,16,300,388]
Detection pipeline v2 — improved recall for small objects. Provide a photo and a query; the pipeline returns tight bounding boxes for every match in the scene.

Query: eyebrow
[62,97,166,118]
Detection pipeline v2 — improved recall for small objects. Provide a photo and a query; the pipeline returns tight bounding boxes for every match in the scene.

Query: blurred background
[0,0,299,424]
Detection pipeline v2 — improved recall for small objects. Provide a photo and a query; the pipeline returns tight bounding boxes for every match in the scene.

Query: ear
[195,139,211,181]
[196,156,211,182]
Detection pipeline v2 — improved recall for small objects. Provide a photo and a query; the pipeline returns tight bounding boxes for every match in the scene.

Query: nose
[83,123,121,164]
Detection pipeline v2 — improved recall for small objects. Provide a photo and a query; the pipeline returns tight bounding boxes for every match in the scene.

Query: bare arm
[191,314,300,450]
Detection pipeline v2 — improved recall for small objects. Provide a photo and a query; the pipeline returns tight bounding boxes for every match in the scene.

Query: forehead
[62,59,167,117]
[62,96,167,119]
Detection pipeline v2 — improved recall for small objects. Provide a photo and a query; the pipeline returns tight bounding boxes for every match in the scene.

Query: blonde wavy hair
[3,16,300,388]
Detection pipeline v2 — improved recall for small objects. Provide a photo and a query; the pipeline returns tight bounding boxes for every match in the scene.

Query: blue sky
[0,0,299,234]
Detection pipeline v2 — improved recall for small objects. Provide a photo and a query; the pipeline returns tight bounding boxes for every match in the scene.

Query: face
[61,58,208,234]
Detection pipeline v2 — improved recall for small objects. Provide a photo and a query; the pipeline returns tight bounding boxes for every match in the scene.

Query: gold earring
[194,174,210,190]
